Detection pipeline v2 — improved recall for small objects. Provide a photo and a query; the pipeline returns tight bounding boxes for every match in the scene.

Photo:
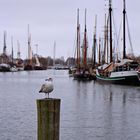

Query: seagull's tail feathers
[39,84,45,93]
[39,90,42,93]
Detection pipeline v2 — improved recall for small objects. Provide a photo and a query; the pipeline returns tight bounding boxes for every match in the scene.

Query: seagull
[39,78,54,98]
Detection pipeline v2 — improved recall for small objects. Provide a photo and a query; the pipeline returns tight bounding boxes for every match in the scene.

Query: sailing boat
[24,25,34,70]
[34,54,42,70]
[16,40,24,71]
[10,36,18,72]
[73,9,96,80]
[96,0,140,85]
[0,31,11,72]
[69,10,80,77]
[34,44,46,70]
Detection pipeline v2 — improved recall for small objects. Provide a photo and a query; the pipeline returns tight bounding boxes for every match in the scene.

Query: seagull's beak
[39,90,42,93]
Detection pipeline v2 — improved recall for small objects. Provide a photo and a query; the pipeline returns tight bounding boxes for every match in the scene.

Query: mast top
[109,0,112,8]
[123,0,126,13]
[3,31,7,54]
[77,8,79,26]
[85,8,87,27]
[93,15,97,38]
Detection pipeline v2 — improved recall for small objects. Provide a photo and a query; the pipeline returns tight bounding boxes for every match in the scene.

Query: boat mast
[106,15,109,63]
[83,8,87,68]
[3,31,7,55]
[76,9,80,70]
[103,14,107,64]
[92,15,97,66]
[28,24,30,61]
[11,36,14,64]
[28,24,32,65]
[123,0,126,59]
[17,40,21,59]
[109,0,113,62]
[98,37,101,65]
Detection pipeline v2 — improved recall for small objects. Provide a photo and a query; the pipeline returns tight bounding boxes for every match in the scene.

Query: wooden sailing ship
[24,25,34,70]
[0,31,11,72]
[73,9,96,80]
[96,0,140,85]
[15,40,24,71]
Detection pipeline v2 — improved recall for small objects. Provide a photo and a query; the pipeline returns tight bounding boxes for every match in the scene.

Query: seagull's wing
[39,81,53,94]
[39,84,45,93]
[44,83,53,93]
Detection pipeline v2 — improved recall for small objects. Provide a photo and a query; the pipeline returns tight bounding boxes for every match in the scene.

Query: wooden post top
[37,98,61,101]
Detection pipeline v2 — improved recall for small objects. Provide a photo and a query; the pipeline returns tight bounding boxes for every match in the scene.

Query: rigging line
[73,32,77,59]
[112,11,119,50]
[112,11,122,60]
[74,43,76,60]
[126,14,134,56]
[96,37,100,63]
[106,13,109,63]
[116,20,122,50]
[116,20,122,59]
[112,11,120,61]
[96,39,98,53]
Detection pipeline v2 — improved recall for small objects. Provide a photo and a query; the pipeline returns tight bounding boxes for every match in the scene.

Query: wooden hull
[24,65,33,71]
[74,73,96,81]
[34,66,47,70]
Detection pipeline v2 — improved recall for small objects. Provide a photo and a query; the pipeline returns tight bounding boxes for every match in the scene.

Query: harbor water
[0,70,140,140]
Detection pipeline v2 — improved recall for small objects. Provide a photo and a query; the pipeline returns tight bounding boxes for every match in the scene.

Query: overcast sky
[0,0,139,59]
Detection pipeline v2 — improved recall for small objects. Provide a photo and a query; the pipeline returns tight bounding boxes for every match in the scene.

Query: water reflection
[90,83,140,140]
[62,78,139,139]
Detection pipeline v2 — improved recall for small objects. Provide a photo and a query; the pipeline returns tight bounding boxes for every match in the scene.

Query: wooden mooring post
[37,98,61,140]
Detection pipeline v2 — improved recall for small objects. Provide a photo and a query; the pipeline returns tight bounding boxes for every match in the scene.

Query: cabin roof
[115,59,133,66]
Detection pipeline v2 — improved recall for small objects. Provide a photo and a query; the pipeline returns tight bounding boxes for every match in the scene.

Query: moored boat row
[69,0,140,86]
